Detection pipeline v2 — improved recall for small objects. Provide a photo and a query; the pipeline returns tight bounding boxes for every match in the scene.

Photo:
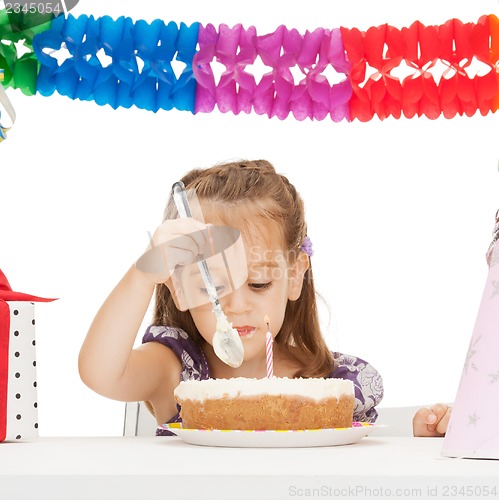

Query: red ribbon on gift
[0,269,56,442]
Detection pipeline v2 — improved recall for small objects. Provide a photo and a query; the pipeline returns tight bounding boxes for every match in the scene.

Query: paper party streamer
[0,69,16,142]
[0,9,498,131]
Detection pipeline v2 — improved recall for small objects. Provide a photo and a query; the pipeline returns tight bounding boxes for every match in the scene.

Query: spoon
[172,181,244,368]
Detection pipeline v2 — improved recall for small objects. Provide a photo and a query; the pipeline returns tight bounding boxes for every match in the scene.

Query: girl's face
[188,234,309,363]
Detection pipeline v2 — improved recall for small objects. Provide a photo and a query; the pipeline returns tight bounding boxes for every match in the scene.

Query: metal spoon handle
[172,181,244,368]
[172,181,193,218]
[171,181,220,310]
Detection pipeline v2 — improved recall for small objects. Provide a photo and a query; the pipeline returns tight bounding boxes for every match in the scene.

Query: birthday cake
[174,377,355,430]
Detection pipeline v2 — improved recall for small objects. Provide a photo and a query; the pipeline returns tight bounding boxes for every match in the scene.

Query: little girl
[79,159,383,434]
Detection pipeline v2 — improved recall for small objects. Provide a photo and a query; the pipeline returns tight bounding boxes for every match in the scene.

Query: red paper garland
[341,15,499,121]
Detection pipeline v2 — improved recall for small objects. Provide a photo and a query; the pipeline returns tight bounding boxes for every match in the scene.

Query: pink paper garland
[194,24,352,121]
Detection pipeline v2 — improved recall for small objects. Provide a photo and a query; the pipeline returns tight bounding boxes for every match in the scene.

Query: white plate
[160,422,377,448]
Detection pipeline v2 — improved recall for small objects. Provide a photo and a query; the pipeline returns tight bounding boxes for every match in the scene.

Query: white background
[1,0,498,436]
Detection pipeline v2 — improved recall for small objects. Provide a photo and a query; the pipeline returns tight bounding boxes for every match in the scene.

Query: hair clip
[300,236,313,257]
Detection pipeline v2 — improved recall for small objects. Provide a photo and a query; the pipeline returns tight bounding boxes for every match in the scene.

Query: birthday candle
[264,314,273,378]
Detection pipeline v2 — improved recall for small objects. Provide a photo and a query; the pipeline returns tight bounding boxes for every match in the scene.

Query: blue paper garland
[32,14,199,112]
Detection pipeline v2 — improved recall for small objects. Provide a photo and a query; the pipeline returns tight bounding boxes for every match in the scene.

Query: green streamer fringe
[0,9,53,95]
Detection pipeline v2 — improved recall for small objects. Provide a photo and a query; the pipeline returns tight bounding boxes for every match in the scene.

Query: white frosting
[215,313,230,334]
[174,377,354,401]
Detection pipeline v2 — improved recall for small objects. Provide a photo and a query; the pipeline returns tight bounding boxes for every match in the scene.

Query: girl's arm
[78,218,209,421]
[79,265,161,397]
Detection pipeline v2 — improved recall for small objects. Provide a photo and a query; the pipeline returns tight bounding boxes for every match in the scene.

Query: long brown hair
[152,159,334,378]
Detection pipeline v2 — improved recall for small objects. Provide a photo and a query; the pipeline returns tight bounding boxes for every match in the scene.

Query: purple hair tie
[300,236,313,257]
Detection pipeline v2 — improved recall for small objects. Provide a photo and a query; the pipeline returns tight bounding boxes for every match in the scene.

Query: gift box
[442,215,499,459]
[0,270,55,442]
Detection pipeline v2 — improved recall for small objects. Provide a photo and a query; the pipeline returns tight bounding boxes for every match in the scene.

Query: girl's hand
[413,403,452,437]
[135,218,210,285]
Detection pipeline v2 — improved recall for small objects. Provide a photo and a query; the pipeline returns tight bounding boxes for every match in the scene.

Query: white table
[1,436,498,500]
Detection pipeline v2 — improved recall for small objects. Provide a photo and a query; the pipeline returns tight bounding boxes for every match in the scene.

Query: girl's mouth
[234,326,256,339]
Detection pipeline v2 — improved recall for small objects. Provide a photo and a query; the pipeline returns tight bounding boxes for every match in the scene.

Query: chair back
[123,402,158,436]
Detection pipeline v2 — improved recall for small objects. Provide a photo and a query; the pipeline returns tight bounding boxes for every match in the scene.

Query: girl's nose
[223,287,250,315]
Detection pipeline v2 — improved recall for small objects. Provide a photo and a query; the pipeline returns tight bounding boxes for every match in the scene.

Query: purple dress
[142,325,384,436]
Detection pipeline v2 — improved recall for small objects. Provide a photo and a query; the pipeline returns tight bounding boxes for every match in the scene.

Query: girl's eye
[249,282,272,291]
[200,285,225,295]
